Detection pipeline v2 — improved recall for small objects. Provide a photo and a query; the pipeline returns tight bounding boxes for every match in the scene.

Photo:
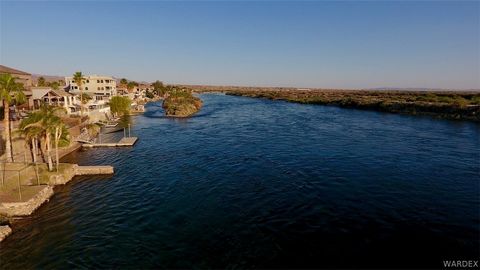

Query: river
[1,93,478,268]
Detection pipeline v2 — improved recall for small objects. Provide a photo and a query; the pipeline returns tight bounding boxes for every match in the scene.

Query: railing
[1,161,42,201]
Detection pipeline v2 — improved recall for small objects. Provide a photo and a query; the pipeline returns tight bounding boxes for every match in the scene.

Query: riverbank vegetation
[192,87,480,121]
[162,87,203,117]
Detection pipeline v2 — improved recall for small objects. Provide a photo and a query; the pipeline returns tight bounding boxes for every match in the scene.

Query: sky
[0,0,478,89]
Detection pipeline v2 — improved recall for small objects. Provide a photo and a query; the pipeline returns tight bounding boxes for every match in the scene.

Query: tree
[80,93,92,104]
[47,81,60,90]
[19,112,43,163]
[38,77,46,87]
[127,81,136,93]
[109,96,131,117]
[53,120,68,172]
[22,106,68,171]
[152,80,165,96]
[0,74,26,162]
[145,90,154,99]
[73,72,85,116]
[120,78,128,85]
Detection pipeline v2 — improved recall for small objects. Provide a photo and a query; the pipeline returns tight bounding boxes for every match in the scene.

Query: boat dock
[76,165,114,175]
[82,137,138,148]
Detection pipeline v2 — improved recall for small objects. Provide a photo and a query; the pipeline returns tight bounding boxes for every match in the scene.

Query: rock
[0,225,12,242]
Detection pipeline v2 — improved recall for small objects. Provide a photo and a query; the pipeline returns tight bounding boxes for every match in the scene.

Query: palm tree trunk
[31,137,37,163]
[45,132,53,171]
[39,138,46,163]
[55,127,59,172]
[80,85,84,116]
[3,100,12,162]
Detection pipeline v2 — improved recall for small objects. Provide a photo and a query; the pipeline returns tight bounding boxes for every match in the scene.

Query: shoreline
[200,89,480,122]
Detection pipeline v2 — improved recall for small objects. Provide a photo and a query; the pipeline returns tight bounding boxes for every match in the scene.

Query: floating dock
[82,137,138,148]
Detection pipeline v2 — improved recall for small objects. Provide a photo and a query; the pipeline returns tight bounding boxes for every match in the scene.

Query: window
[85,87,89,90]
[97,80,100,83]
[101,80,104,83]
[97,87,100,90]
[87,80,89,83]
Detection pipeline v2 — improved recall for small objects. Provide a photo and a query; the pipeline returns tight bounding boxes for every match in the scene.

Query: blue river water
[1,93,479,268]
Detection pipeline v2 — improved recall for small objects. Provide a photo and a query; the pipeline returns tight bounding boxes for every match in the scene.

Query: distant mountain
[32,74,65,84]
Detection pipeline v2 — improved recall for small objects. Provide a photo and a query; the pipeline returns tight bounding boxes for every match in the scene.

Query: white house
[65,75,117,101]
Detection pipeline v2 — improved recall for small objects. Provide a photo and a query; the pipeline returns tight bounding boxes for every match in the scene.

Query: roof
[0,65,31,76]
[31,87,72,99]
[52,89,72,96]
[65,75,114,80]
[31,88,51,100]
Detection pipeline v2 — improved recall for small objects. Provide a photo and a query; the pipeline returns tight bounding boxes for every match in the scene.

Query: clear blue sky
[0,1,478,89]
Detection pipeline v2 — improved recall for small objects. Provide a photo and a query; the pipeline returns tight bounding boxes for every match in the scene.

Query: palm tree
[127,81,136,93]
[0,74,26,162]
[53,120,69,172]
[73,72,85,116]
[23,106,66,171]
[19,112,43,163]
[37,77,46,87]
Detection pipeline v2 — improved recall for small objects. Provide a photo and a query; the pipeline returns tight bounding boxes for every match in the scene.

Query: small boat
[103,126,123,134]
[104,122,118,128]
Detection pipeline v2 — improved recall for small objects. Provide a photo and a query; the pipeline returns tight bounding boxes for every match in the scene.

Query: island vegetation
[161,86,203,117]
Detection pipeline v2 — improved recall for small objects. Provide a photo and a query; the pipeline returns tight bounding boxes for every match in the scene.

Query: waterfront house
[31,87,79,114]
[117,84,136,100]
[64,75,117,101]
[116,84,129,96]
[127,83,152,100]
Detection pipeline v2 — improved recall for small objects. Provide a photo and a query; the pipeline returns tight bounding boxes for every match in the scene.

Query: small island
[162,87,203,117]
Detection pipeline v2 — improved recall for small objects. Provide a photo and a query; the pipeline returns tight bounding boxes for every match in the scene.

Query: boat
[103,125,123,134]
[104,122,118,128]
